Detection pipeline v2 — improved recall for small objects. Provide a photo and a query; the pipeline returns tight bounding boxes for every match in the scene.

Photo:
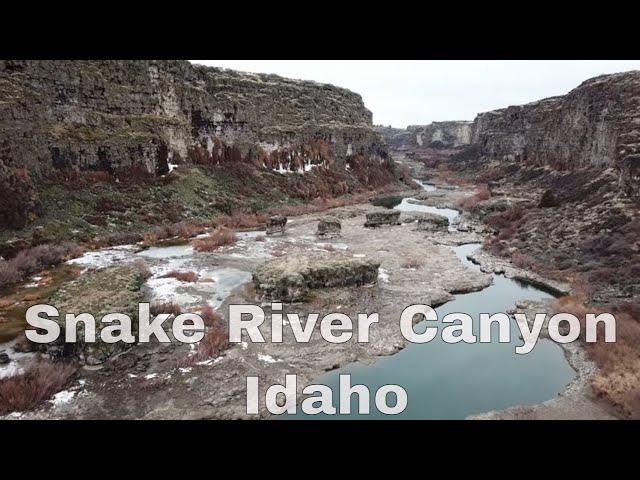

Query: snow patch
[258,354,281,363]
[51,389,76,407]
[378,268,390,283]
[68,245,139,271]
[0,362,24,380]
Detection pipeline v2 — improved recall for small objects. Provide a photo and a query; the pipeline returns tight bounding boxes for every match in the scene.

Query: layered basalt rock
[0,60,388,175]
[0,60,394,228]
[364,209,401,227]
[467,71,640,197]
[316,216,341,237]
[376,121,474,150]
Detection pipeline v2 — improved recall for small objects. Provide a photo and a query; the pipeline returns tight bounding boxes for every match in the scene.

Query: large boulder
[415,213,449,231]
[253,255,380,302]
[316,216,341,237]
[364,209,401,228]
[370,194,404,209]
[538,189,559,208]
[266,215,287,235]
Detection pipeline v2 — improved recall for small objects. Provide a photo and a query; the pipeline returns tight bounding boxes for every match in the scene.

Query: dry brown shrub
[149,301,182,316]
[192,227,237,252]
[161,270,198,282]
[0,360,77,415]
[457,185,491,210]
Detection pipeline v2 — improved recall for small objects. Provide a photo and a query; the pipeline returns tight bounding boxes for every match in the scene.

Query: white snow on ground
[195,357,223,366]
[0,362,24,380]
[68,245,139,271]
[378,268,390,283]
[138,244,193,259]
[51,389,76,407]
[258,354,281,363]
[145,373,158,380]
[24,275,43,288]
[0,339,36,379]
[315,242,349,251]
[146,276,200,305]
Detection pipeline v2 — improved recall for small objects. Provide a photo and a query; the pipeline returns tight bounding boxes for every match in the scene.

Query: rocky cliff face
[0,60,388,176]
[376,121,473,150]
[469,71,640,197]
[0,60,395,230]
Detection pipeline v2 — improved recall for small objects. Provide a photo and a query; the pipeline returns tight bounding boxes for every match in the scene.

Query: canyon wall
[376,121,473,150]
[470,71,640,195]
[379,71,640,197]
[0,60,388,177]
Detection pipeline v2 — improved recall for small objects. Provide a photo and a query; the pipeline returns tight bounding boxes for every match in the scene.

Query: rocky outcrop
[0,60,397,230]
[468,71,640,197]
[316,216,341,237]
[266,216,287,235]
[376,121,474,150]
[374,126,415,150]
[0,60,388,176]
[415,213,449,231]
[252,255,379,302]
[364,210,401,227]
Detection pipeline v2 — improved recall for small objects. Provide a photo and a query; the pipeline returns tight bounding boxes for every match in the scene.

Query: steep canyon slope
[0,60,403,248]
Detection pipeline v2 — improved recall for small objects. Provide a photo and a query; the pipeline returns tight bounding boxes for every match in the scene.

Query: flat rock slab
[253,255,379,302]
[364,209,401,228]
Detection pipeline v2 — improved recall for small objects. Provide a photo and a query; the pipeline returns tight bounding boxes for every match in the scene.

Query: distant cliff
[379,71,640,197]
[469,71,640,196]
[376,121,474,150]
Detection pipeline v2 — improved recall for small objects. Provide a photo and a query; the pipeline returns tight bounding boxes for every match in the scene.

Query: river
[287,182,576,419]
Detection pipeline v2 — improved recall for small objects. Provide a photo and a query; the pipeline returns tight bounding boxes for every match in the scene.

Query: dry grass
[161,270,198,282]
[457,185,491,210]
[198,304,223,327]
[141,220,209,246]
[0,360,77,415]
[511,252,538,270]
[192,227,237,252]
[0,242,84,290]
[254,235,266,242]
[180,306,228,366]
[149,301,182,317]
[132,259,152,280]
[552,294,640,417]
